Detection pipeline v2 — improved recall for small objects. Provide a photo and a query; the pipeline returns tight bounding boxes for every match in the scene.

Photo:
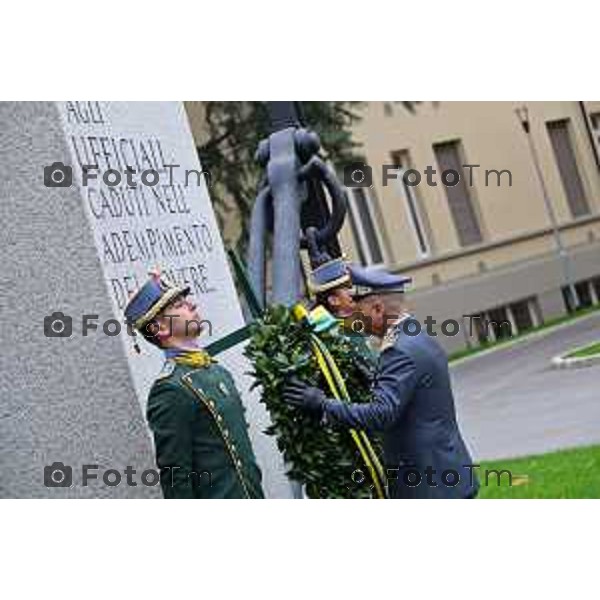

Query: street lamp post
[515,105,577,312]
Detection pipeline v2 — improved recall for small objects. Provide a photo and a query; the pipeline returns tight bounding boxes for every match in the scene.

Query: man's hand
[354,362,374,387]
[282,377,327,418]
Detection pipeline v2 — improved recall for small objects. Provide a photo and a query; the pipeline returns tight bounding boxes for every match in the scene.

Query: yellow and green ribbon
[293,304,388,499]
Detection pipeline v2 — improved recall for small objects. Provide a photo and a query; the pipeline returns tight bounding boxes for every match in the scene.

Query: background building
[337,101,600,351]
[185,101,600,353]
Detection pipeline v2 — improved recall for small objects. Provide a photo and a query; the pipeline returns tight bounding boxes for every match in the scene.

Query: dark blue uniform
[324,319,479,499]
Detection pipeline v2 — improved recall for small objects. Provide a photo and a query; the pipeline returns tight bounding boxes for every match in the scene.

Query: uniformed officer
[308,250,377,368]
[124,271,264,499]
[309,252,355,318]
[284,268,479,499]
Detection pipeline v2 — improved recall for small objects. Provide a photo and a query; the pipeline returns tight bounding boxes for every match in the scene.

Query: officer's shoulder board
[156,359,176,381]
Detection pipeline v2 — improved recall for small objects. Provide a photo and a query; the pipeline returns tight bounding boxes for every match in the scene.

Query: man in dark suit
[284,268,479,499]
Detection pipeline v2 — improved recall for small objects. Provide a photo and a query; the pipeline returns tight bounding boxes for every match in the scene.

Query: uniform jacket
[325,320,479,499]
[344,329,378,370]
[147,360,264,499]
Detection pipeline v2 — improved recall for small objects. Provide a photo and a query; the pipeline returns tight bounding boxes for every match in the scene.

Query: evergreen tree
[195,101,364,253]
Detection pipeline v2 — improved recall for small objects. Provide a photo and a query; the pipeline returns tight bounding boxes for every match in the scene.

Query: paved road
[450,312,600,461]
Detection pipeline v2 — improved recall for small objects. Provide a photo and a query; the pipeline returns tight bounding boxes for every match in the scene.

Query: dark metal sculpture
[248,102,348,307]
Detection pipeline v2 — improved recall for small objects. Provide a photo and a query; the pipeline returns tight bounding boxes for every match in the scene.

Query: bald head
[355,292,409,337]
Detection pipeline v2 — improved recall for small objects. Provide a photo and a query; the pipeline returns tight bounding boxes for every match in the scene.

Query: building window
[546,119,590,218]
[347,187,385,265]
[390,150,432,258]
[432,140,483,247]
[592,277,600,304]
[561,286,576,313]
[509,299,535,332]
[466,297,541,345]
[589,112,600,167]
[574,280,593,308]
[486,307,514,341]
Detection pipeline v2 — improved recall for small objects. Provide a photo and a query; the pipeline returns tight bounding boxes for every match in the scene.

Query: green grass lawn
[477,445,600,498]
[566,341,600,359]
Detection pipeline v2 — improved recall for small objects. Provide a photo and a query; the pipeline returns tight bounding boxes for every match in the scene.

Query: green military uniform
[124,270,264,499]
[305,248,379,372]
[341,324,378,370]
[147,354,264,499]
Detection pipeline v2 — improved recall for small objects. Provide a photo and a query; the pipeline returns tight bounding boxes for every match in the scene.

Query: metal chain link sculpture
[246,105,387,498]
[247,113,348,306]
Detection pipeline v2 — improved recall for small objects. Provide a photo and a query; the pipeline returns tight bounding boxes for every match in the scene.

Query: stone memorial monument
[0,101,291,498]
